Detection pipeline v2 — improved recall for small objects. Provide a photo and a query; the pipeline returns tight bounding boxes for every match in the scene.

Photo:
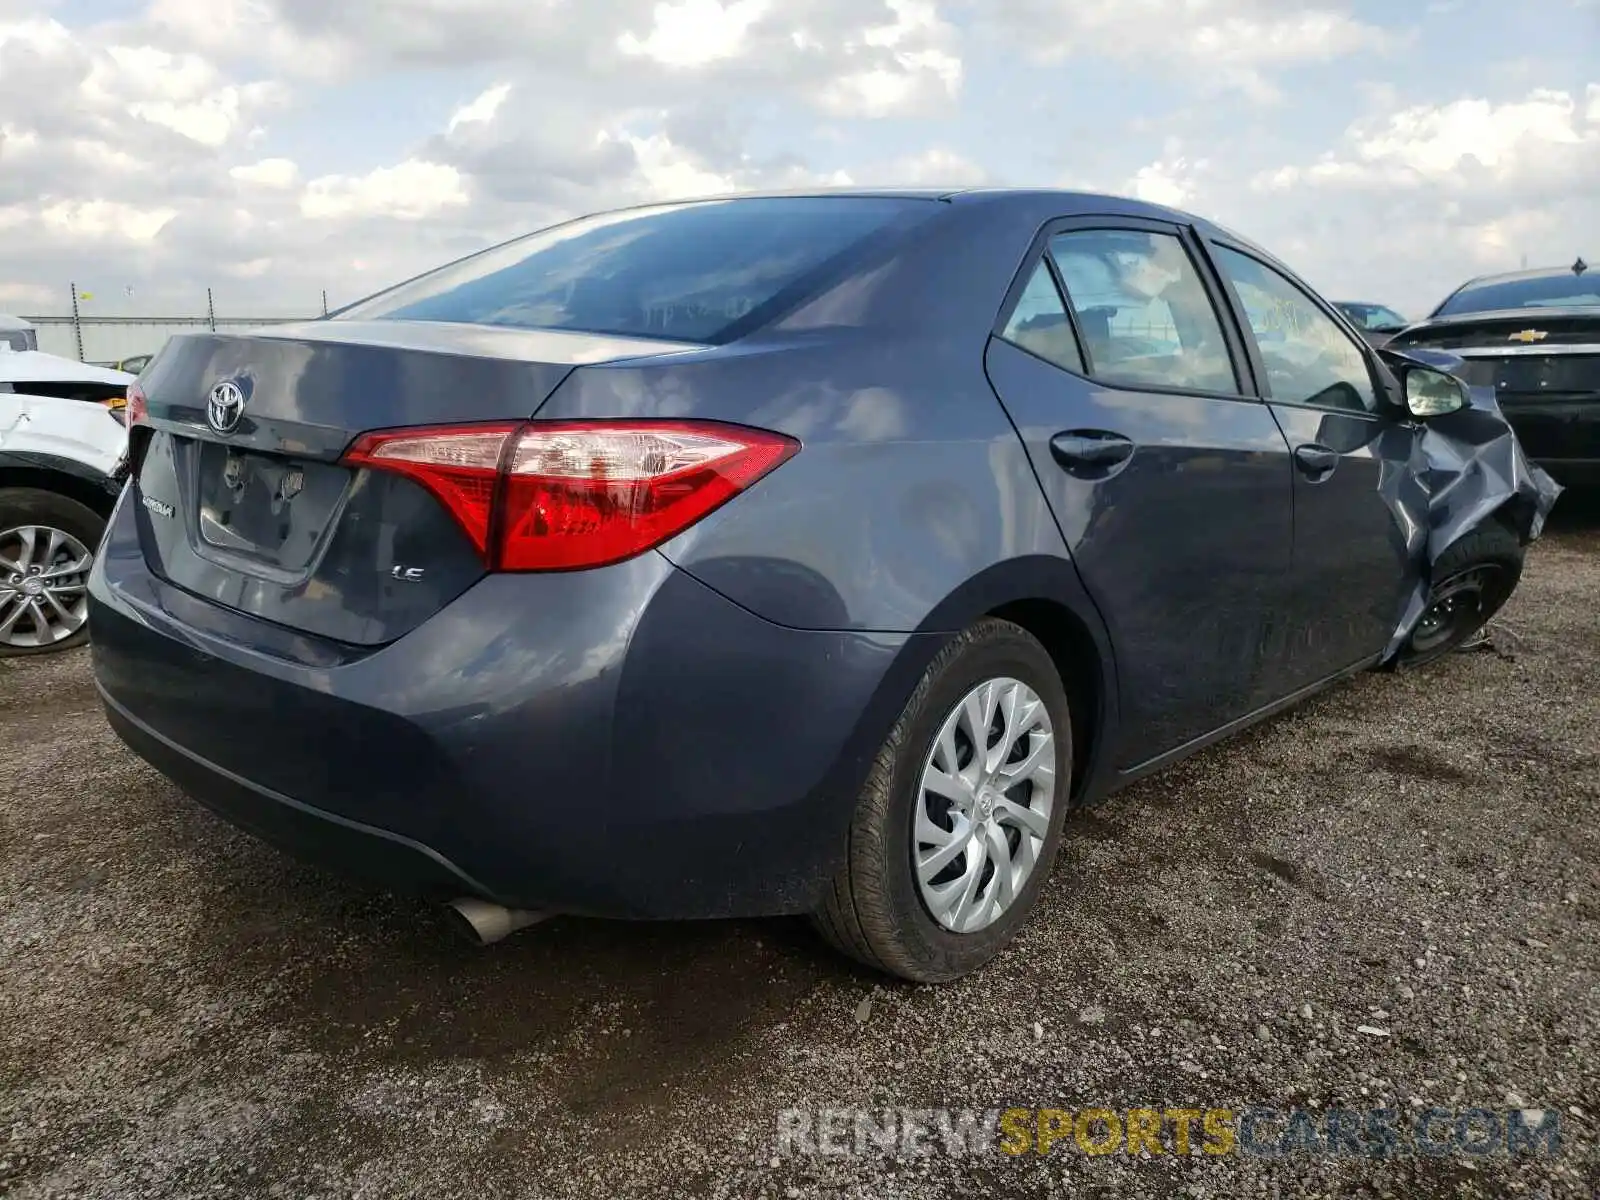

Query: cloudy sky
[1,0,1596,320]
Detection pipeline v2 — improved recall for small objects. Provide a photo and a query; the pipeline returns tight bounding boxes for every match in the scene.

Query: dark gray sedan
[88,190,1552,981]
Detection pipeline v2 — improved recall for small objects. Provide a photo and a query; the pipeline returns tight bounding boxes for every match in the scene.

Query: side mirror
[1403,366,1468,419]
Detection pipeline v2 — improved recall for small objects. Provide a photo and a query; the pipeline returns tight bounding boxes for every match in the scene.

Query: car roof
[605,185,1271,251]
[0,314,35,332]
[1444,261,1591,292]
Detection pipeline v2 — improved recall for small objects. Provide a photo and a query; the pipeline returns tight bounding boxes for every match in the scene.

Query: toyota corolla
[88,190,1552,982]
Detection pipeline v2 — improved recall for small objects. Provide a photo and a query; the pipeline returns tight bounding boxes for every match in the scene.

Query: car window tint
[332,197,935,344]
[1214,246,1376,414]
[1047,230,1239,395]
[999,260,1086,374]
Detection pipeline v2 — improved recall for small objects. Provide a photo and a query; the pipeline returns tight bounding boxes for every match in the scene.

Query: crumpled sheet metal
[1379,347,1564,662]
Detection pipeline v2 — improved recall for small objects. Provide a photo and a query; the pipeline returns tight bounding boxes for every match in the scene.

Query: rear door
[983,216,1296,769]
[1203,241,1414,681]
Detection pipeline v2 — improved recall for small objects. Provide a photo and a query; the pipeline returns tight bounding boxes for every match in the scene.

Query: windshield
[335,196,937,343]
[1436,274,1600,316]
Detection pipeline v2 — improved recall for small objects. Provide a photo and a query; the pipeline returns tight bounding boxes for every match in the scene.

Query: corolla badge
[206,380,247,433]
[1507,329,1548,344]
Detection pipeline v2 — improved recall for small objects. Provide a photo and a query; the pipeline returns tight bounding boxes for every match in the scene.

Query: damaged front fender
[1376,346,1563,662]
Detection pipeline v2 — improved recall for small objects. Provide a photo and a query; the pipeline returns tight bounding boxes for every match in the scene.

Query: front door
[1205,242,1414,681]
[983,218,1296,769]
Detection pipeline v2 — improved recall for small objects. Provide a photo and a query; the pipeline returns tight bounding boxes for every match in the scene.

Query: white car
[0,346,132,654]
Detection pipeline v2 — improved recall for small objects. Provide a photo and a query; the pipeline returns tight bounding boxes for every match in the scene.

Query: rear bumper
[88,492,926,919]
[1503,401,1600,487]
[100,690,491,897]
[1532,458,1600,488]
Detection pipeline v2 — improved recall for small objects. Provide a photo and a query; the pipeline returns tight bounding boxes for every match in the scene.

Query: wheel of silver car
[812,618,1073,983]
[914,677,1057,934]
[0,488,104,656]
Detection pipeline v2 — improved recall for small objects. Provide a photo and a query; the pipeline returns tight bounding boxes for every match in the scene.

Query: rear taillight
[342,420,799,572]
[125,382,148,426]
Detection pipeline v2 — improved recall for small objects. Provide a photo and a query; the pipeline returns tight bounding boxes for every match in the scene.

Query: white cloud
[0,0,1590,329]
[0,15,70,55]
[815,0,961,116]
[229,157,299,187]
[616,132,737,196]
[976,0,1390,99]
[1125,158,1204,208]
[449,83,512,132]
[1253,86,1598,193]
[40,200,177,242]
[618,0,769,67]
[862,147,986,186]
[1222,85,1600,310]
[300,160,470,220]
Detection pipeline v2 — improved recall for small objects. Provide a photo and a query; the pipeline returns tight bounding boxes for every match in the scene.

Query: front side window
[999,260,1085,374]
[1213,246,1376,414]
[1048,229,1239,395]
[333,196,936,344]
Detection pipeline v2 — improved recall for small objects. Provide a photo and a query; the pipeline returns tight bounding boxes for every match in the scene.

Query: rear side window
[999,261,1086,374]
[1048,230,1240,395]
[334,197,935,343]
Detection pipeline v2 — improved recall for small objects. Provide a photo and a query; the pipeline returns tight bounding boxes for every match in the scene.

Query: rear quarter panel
[532,198,1087,635]
[537,332,1069,633]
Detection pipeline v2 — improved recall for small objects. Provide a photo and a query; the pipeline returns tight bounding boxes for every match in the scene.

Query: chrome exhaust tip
[446,897,550,946]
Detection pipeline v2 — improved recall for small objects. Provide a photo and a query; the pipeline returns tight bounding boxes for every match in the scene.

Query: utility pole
[69,281,84,361]
[206,287,217,332]
[322,289,329,317]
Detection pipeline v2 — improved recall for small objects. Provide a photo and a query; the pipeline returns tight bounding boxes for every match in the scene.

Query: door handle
[1049,430,1134,472]
[1292,443,1339,479]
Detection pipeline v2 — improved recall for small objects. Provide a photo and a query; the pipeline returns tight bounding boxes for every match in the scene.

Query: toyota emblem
[206,380,246,434]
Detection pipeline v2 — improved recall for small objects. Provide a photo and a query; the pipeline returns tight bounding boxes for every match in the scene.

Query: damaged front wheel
[1394,521,1523,669]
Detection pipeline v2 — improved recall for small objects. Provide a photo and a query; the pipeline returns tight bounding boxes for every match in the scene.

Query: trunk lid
[130,320,693,645]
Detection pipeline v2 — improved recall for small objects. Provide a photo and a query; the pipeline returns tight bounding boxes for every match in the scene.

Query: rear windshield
[335,196,936,343]
[1436,274,1600,315]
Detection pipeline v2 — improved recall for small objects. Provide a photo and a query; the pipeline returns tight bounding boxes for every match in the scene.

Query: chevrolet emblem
[1507,329,1548,343]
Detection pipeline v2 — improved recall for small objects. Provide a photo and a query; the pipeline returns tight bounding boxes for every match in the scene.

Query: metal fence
[23,315,313,365]
[21,284,324,365]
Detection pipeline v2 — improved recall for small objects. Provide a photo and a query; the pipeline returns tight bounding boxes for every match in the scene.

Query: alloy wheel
[0,525,94,649]
[913,676,1057,934]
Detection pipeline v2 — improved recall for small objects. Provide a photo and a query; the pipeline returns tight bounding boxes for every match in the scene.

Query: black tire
[1393,520,1523,670]
[812,618,1073,983]
[0,487,106,657]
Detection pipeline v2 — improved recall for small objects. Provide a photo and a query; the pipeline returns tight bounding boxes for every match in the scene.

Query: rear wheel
[0,488,104,656]
[1394,521,1523,669]
[812,619,1072,982]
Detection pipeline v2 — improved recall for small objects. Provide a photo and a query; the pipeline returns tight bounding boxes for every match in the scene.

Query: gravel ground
[3,504,1597,1200]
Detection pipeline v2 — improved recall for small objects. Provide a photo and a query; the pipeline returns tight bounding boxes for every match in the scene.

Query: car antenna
[1574,256,1588,275]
